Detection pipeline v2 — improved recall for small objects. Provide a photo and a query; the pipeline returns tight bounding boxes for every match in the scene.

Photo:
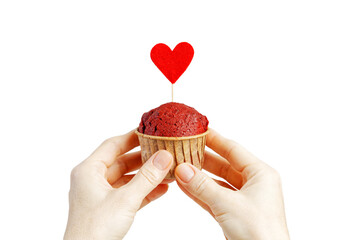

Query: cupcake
[136,102,209,178]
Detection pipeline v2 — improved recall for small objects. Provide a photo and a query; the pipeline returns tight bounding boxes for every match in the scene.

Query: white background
[1,1,359,239]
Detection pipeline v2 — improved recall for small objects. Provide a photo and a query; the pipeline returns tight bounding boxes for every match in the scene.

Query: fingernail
[153,150,172,170]
[176,164,195,183]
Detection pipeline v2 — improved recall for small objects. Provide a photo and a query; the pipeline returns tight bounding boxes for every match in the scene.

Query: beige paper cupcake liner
[135,130,209,179]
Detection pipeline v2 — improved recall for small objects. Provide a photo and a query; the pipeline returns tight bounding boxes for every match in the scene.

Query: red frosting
[138,102,209,137]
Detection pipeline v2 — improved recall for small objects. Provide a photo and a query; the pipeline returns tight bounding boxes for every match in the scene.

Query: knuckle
[70,162,91,182]
[192,175,210,197]
[224,140,239,160]
[118,160,128,176]
[214,210,231,224]
[102,136,125,155]
[265,166,281,182]
[219,163,231,179]
[270,168,281,181]
[70,164,83,181]
[102,137,119,147]
[139,167,159,188]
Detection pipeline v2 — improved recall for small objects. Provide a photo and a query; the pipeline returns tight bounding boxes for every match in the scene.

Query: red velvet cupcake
[136,102,209,178]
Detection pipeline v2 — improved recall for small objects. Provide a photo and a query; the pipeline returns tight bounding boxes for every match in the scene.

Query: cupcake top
[138,102,209,137]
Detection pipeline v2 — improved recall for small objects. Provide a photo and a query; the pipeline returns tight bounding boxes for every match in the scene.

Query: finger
[176,178,235,216]
[176,181,214,217]
[159,178,175,184]
[175,163,227,208]
[112,174,174,188]
[107,151,142,185]
[213,179,237,191]
[88,129,139,167]
[206,129,263,172]
[112,175,135,188]
[124,150,173,200]
[139,184,169,209]
[204,151,244,190]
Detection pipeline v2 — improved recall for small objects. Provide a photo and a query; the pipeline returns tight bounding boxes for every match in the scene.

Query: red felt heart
[150,42,194,84]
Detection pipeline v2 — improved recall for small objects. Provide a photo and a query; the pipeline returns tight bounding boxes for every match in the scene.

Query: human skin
[64,130,173,240]
[175,129,290,240]
[64,129,290,240]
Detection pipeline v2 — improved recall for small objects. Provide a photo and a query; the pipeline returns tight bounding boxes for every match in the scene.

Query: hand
[175,129,290,240]
[64,130,173,240]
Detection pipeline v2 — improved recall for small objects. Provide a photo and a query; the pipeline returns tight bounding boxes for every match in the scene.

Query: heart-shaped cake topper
[151,42,194,84]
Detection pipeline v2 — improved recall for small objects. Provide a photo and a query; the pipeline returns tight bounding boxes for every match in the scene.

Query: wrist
[251,223,290,240]
[223,217,289,240]
[64,218,95,240]
[64,228,92,240]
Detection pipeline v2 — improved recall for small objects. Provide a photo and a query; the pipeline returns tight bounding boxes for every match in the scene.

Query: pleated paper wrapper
[135,130,209,179]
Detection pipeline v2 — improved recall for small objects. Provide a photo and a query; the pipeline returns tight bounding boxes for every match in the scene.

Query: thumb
[175,163,224,208]
[125,150,173,200]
